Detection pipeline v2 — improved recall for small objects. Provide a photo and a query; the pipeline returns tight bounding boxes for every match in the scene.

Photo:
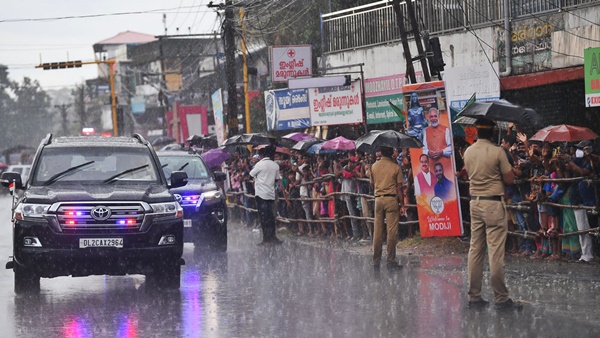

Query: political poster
[308,80,363,126]
[264,88,311,131]
[211,89,226,145]
[403,81,463,237]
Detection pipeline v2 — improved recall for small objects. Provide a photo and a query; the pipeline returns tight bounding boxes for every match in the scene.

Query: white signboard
[270,45,312,83]
[308,80,363,126]
[444,63,501,111]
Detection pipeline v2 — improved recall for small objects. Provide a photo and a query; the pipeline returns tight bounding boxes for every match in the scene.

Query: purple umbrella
[282,132,314,142]
[200,148,231,168]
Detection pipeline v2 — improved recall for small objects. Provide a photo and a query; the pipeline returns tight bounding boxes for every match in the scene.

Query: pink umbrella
[321,136,356,151]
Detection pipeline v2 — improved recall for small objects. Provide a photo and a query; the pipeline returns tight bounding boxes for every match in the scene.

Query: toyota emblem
[91,206,112,221]
[174,194,182,203]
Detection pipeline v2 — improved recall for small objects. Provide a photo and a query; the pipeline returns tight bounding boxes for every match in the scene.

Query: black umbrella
[355,130,423,154]
[291,138,324,151]
[455,99,542,127]
[152,136,176,147]
[187,134,218,149]
[222,133,274,146]
[218,145,251,156]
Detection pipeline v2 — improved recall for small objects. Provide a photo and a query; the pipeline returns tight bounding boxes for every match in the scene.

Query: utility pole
[54,103,71,136]
[391,0,416,84]
[209,0,239,137]
[404,0,430,82]
[240,8,251,133]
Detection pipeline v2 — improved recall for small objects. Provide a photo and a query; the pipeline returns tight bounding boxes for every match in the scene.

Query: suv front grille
[56,202,145,231]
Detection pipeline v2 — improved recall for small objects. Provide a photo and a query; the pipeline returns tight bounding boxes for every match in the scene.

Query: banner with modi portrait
[402,81,463,237]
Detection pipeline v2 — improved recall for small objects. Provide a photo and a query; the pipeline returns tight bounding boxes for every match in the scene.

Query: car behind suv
[0,134,188,293]
[157,148,228,252]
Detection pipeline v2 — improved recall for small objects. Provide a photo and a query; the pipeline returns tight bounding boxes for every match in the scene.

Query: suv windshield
[159,155,210,180]
[32,147,159,184]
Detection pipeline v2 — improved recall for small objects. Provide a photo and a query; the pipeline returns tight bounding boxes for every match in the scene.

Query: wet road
[1,194,599,337]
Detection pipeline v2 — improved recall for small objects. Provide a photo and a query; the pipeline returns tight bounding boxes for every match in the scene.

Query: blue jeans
[512,194,532,252]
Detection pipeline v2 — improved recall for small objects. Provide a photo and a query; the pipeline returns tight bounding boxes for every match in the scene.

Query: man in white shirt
[250,146,283,245]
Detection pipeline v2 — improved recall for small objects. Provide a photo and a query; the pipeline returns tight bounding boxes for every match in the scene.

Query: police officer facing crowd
[369,146,404,269]
[463,118,521,309]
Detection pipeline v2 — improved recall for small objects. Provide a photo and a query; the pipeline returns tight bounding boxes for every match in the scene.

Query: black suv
[0,134,188,293]
[157,148,228,252]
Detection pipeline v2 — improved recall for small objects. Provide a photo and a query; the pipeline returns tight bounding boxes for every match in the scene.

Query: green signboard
[585,47,600,107]
[365,94,403,124]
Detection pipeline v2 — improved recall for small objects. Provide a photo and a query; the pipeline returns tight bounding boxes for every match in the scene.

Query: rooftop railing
[321,0,598,54]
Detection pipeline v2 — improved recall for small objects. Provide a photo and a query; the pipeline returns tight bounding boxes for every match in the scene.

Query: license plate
[79,238,123,248]
[183,219,192,228]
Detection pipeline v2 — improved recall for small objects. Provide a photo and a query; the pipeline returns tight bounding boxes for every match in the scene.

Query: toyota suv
[157,148,228,252]
[0,134,188,293]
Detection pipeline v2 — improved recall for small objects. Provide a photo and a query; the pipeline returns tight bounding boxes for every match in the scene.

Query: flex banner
[264,88,311,131]
[403,81,463,237]
[308,80,363,126]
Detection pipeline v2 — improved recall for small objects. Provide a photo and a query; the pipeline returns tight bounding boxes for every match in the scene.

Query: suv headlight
[201,190,222,200]
[15,203,50,220]
[150,202,183,219]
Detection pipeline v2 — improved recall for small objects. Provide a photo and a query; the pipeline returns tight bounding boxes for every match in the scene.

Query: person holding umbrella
[369,146,404,269]
[250,145,283,245]
[463,118,521,310]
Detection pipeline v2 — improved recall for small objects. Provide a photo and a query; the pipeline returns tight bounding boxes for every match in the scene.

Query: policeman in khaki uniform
[370,146,404,268]
[463,118,520,309]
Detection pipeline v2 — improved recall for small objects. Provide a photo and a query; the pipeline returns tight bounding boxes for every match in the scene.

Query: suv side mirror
[169,171,188,188]
[213,171,227,182]
[0,172,23,191]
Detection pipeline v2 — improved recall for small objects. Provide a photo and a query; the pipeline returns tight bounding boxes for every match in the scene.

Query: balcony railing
[321,0,598,54]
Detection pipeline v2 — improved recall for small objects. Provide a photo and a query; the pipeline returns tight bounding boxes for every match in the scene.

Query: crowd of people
[221,125,600,263]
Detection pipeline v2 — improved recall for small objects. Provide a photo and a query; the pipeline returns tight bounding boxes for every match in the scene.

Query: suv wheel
[14,264,40,294]
[146,263,181,290]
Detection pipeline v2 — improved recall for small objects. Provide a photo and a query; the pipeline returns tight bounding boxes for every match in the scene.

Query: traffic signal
[344,75,352,86]
[40,61,83,70]
[428,37,445,73]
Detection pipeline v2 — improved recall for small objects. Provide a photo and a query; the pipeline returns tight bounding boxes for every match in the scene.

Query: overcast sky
[1,0,218,90]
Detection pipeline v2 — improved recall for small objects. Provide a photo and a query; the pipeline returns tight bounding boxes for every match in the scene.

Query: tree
[9,77,52,147]
[72,84,87,131]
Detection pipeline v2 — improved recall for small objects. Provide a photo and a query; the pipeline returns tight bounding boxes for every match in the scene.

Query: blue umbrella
[307,142,337,155]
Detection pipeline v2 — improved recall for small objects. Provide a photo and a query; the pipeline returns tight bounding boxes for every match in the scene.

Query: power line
[0,6,211,23]
[542,0,600,27]
[514,1,600,43]
[461,0,585,60]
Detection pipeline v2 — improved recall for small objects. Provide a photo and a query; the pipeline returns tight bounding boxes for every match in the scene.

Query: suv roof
[47,135,148,146]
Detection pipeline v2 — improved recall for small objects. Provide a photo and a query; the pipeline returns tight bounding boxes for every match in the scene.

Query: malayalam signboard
[270,45,312,83]
[403,81,463,237]
[364,74,404,124]
[585,47,600,107]
[211,89,226,145]
[308,80,363,126]
[264,88,311,131]
[496,14,564,75]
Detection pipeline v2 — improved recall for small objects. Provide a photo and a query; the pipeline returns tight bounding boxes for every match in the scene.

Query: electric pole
[392,0,416,84]
[404,0,431,82]
[54,103,71,136]
[209,0,239,137]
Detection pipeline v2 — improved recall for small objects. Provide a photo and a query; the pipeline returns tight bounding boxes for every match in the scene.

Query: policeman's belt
[471,196,502,201]
[376,194,397,198]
